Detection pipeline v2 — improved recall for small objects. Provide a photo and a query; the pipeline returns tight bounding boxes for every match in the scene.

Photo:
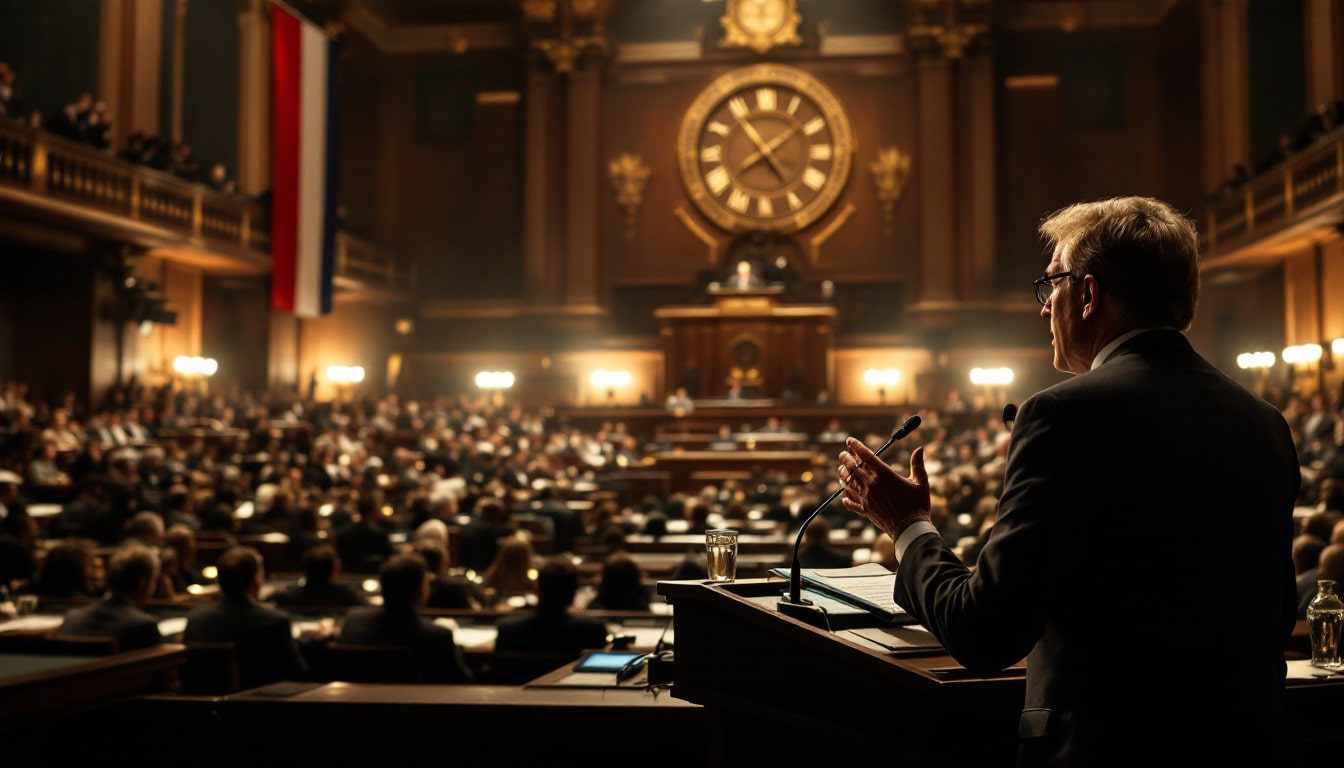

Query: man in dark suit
[336,552,475,683]
[182,545,309,688]
[836,197,1300,767]
[56,544,163,651]
[494,555,609,657]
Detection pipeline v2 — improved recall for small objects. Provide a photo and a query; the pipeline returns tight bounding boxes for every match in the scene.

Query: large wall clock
[677,63,854,235]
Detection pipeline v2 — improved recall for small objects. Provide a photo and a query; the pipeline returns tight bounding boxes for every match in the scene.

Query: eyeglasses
[1032,271,1073,305]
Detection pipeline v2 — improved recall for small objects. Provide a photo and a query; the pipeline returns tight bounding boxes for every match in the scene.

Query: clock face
[678,64,854,234]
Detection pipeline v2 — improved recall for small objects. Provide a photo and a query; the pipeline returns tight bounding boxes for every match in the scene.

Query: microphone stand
[777,415,921,627]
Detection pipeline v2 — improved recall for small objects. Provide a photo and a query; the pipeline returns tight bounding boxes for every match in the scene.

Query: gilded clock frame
[677,63,855,235]
[720,0,803,55]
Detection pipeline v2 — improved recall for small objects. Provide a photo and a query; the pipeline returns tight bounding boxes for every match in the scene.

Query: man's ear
[1080,274,1100,319]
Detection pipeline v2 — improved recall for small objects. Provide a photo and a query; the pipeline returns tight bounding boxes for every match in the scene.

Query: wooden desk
[126,675,704,766]
[0,643,186,733]
[657,578,1344,766]
[649,449,822,491]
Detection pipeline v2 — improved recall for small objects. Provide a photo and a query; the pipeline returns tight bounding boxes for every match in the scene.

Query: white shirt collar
[1091,328,1162,370]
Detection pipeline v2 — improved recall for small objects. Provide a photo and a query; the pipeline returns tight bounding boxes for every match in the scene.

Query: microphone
[1001,403,1018,428]
[778,415,921,625]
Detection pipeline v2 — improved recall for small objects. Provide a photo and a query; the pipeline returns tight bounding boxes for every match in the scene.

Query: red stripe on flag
[271,6,302,314]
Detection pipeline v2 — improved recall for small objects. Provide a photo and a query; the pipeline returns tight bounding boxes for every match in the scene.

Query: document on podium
[770,563,915,624]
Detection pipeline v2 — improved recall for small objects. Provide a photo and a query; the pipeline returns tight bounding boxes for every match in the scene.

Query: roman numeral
[708,121,731,137]
[727,188,750,212]
[756,88,777,112]
[787,191,802,210]
[706,166,730,195]
[728,97,750,119]
[804,116,826,136]
[757,197,774,217]
[809,144,832,161]
[700,145,722,163]
[786,95,801,115]
[803,167,827,189]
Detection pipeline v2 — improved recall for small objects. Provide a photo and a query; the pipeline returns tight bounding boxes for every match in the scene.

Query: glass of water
[705,529,739,582]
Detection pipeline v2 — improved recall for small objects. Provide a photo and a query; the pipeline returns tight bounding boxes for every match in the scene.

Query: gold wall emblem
[720,0,802,55]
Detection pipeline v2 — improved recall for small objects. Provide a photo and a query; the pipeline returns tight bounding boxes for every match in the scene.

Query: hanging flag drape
[270,3,338,317]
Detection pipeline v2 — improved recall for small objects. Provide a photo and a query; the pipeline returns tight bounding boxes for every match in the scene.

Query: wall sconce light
[173,355,218,392]
[1236,350,1276,371]
[590,369,632,405]
[969,366,1014,407]
[863,368,900,405]
[1332,339,1344,357]
[1282,344,1322,366]
[327,365,365,401]
[475,371,516,390]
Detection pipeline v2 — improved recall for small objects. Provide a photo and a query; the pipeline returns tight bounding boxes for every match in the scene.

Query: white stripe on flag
[295,21,329,318]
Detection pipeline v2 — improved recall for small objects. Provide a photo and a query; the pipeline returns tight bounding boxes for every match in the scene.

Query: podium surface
[658,578,1344,767]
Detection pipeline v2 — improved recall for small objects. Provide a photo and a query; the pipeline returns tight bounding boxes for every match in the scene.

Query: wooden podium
[657,578,1023,766]
[655,289,836,401]
[657,578,1344,767]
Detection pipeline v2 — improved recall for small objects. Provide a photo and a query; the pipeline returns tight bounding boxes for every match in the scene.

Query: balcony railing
[0,119,411,297]
[1201,128,1344,263]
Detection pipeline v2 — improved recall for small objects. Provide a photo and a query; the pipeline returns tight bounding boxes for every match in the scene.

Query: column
[962,52,996,301]
[236,0,270,194]
[1200,0,1250,190]
[98,0,163,144]
[915,55,957,304]
[563,68,601,310]
[523,69,563,307]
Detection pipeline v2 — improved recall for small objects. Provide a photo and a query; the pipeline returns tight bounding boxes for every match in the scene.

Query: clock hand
[737,122,802,176]
[734,116,790,181]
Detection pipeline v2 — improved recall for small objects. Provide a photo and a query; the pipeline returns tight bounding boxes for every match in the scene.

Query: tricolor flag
[271,3,338,317]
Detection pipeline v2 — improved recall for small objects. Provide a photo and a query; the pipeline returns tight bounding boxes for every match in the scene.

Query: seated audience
[182,545,310,688]
[271,543,368,608]
[29,537,98,598]
[585,551,652,611]
[795,516,853,569]
[55,544,163,651]
[481,532,537,607]
[458,496,516,573]
[335,552,475,684]
[416,540,479,610]
[494,555,609,658]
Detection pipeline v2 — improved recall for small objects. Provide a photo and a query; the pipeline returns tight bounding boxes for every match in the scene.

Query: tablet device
[573,650,646,673]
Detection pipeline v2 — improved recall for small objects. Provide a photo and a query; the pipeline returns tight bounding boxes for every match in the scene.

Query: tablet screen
[573,650,646,673]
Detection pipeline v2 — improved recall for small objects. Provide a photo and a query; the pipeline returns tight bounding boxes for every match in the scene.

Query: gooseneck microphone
[778,415,921,625]
[1002,403,1018,428]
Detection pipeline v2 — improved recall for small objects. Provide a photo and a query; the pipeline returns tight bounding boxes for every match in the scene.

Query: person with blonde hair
[481,532,536,608]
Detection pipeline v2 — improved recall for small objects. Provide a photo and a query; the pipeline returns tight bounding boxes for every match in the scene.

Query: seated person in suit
[183,545,310,688]
[494,555,609,658]
[56,544,163,651]
[585,551,652,612]
[416,541,481,610]
[272,543,368,609]
[336,552,475,684]
[795,516,854,570]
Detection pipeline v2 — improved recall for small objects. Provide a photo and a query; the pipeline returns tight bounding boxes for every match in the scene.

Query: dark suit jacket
[183,594,309,689]
[272,580,368,609]
[336,605,474,683]
[56,594,163,651]
[493,608,609,658]
[894,330,1300,767]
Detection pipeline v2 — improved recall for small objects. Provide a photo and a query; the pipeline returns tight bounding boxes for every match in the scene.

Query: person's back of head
[1304,510,1344,542]
[596,552,647,609]
[536,554,578,613]
[1319,543,1344,583]
[300,543,340,584]
[106,544,159,602]
[1294,534,1328,575]
[1037,196,1199,331]
[477,496,509,525]
[378,552,428,610]
[162,523,196,557]
[804,515,832,545]
[36,538,96,596]
[215,545,264,597]
[414,541,449,576]
[126,510,165,545]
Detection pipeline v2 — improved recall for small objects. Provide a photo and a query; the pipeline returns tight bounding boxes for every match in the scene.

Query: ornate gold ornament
[907,0,989,60]
[677,64,854,235]
[608,152,652,237]
[869,146,913,230]
[720,0,803,55]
